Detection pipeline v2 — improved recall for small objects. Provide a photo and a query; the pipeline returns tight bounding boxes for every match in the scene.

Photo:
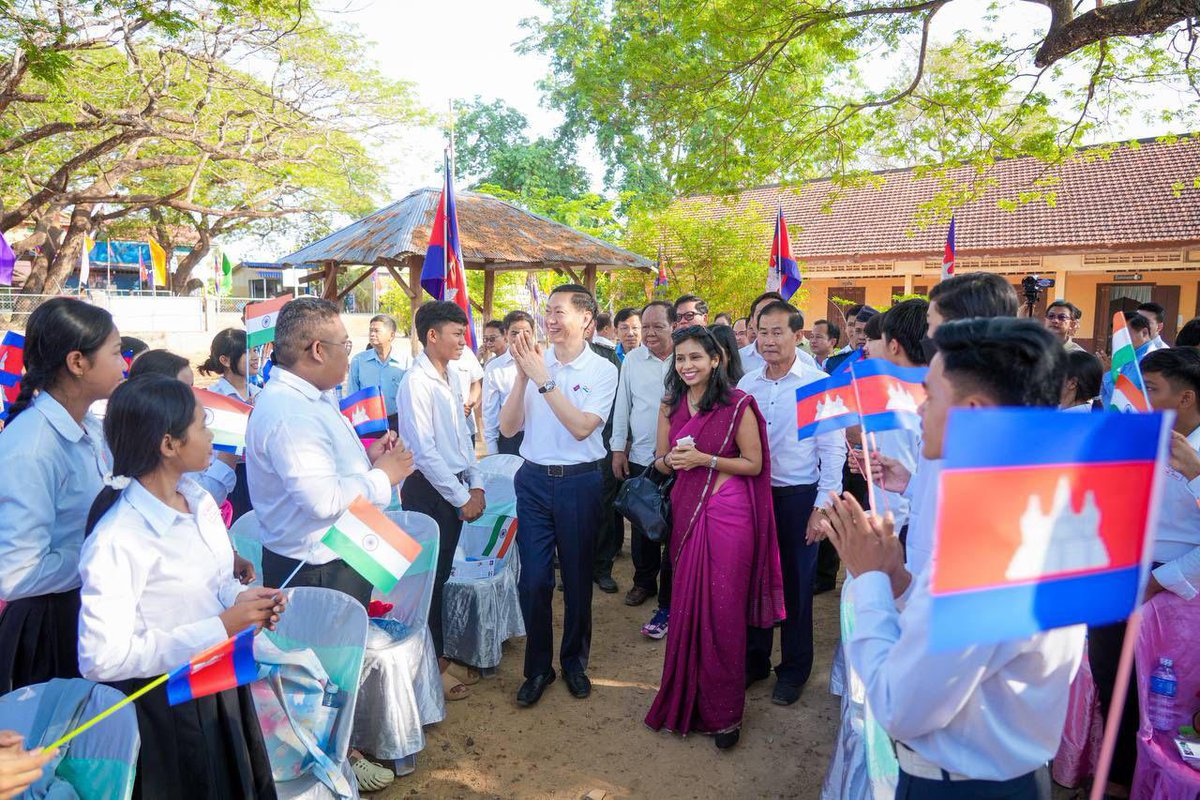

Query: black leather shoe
[561,670,591,699]
[595,575,618,593]
[771,680,802,706]
[516,671,555,707]
[714,728,740,750]
[745,666,771,689]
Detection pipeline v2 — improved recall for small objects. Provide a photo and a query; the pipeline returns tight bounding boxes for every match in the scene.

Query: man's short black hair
[757,300,803,333]
[928,272,1019,321]
[595,312,614,331]
[844,303,865,319]
[484,319,506,333]
[1141,347,1200,397]
[614,307,640,326]
[748,291,783,319]
[673,293,709,315]
[863,311,884,341]
[415,300,468,346]
[273,296,341,368]
[1047,299,1082,320]
[549,283,598,321]
[713,312,733,326]
[1137,302,1165,323]
[934,317,1065,407]
[1123,312,1151,334]
[734,316,750,327]
[814,318,841,342]
[855,306,879,324]
[1177,317,1200,348]
[503,309,535,330]
[882,298,929,365]
[641,299,677,323]
[1064,349,1103,402]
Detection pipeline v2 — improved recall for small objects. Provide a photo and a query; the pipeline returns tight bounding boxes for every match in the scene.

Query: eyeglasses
[1045,313,1074,323]
[313,339,353,354]
[677,311,702,322]
[482,335,501,344]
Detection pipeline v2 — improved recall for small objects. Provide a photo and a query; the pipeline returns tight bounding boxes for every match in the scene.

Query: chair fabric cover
[0,679,140,800]
[1131,592,1200,800]
[254,587,368,800]
[1052,638,1105,788]
[228,509,264,588]
[442,454,526,669]
[351,510,445,762]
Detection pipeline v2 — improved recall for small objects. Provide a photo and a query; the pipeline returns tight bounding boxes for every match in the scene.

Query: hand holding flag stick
[818,491,907,593]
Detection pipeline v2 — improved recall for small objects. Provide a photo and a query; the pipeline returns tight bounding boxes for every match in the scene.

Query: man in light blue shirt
[346,314,412,430]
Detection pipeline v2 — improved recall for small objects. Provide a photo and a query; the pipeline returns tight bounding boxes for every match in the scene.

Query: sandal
[441,669,471,701]
[447,662,481,686]
[351,755,395,792]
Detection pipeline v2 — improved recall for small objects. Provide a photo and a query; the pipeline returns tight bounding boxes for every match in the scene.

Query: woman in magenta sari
[644,326,784,749]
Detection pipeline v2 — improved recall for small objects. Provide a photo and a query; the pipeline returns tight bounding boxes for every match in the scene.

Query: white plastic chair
[443,454,526,670]
[228,509,264,588]
[350,510,444,771]
[0,679,140,800]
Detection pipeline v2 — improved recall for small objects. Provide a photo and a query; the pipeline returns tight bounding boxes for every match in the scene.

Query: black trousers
[1088,619,1139,787]
[896,767,1048,799]
[747,484,819,687]
[515,461,603,678]
[261,548,372,610]
[593,453,623,579]
[400,469,465,658]
[818,463,868,587]
[498,431,524,456]
[628,461,673,607]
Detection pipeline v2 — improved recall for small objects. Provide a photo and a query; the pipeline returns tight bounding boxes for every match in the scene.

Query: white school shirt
[738,358,845,502]
[482,350,518,454]
[245,367,392,563]
[870,427,919,530]
[518,344,618,465]
[451,352,485,435]
[0,392,110,600]
[610,345,672,467]
[902,455,943,577]
[738,341,820,376]
[846,571,1085,781]
[212,375,260,404]
[396,353,483,508]
[1151,424,1200,599]
[78,477,244,681]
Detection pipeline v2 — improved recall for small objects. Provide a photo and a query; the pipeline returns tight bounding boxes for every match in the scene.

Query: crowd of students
[0,273,1197,799]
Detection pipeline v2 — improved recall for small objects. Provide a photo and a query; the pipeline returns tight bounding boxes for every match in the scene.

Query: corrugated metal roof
[279,187,652,271]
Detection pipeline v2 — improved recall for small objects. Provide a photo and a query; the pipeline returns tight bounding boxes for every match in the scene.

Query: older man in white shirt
[738,291,821,375]
[738,300,845,706]
[483,310,536,455]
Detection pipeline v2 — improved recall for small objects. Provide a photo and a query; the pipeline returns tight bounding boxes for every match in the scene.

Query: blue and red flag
[421,150,475,351]
[850,360,926,434]
[137,250,148,288]
[769,207,802,301]
[830,346,865,376]
[653,247,668,295]
[940,217,956,282]
[340,386,388,437]
[796,370,859,440]
[0,331,24,388]
[928,408,1171,651]
[166,626,258,705]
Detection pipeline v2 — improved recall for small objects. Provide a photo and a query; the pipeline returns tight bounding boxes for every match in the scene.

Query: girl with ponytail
[0,297,125,692]
[78,374,284,800]
[198,328,259,403]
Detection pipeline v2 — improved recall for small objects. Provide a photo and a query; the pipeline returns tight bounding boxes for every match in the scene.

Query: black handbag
[614,463,674,543]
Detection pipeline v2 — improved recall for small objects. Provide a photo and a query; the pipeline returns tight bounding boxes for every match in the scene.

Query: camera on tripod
[1021,274,1055,310]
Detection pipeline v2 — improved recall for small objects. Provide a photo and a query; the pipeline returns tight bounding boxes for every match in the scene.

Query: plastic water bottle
[1148,657,1178,732]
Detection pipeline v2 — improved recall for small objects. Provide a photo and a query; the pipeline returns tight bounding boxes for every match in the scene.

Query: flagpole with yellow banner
[148,237,168,291]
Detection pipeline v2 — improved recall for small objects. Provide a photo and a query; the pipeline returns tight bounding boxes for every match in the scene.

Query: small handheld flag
[421,150,476,351]
[940,217,955,282]
[121,349,134,379]
[0,230,14,286]
[850,360,927,434]
[928,408,1171,651]
[322,496,423,593]
[1107,311,1151,413]
[830,346,865,376]
[194,388,252,453]
[245,294,292,349]
[0,331,24,388]
[796,371,859,440]
[339,386,388,437]
[166,626,258,705]
[769,208,802,301]
[481,515,518,560]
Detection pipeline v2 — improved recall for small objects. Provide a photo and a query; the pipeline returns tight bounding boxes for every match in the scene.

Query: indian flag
[1109,311,1151,413]
[194,388,252,453]
[322,497,423,593]
[245,293,292,348]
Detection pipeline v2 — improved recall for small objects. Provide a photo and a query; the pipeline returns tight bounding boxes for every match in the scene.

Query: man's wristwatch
[538,379,556,394]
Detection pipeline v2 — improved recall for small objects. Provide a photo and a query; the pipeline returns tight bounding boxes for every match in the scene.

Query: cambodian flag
[940,217,955,282]
[770,208,802,301]
[928,409,1171,651]
[166,626,258,705]
[421,150,476,351]
[850,360,926,434]
[339,386,388,437]
[830,346,865,376]
[0,331,24,388]
[796,370,859,440]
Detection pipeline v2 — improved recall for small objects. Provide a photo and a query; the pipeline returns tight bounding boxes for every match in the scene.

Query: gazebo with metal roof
[278,187,653,334]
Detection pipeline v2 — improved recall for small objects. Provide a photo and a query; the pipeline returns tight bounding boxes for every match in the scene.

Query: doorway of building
[826,286,866,347]
[1093,284,1180,349]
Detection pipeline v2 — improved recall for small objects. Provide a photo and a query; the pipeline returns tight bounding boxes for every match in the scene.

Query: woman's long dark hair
[4,297,115,425]
[707,324,744,384]
[198,328,247,377]
[663,325,735,414]
[85,375,197,535]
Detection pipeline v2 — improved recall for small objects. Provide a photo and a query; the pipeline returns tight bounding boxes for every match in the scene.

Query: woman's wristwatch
[709,455,718,470]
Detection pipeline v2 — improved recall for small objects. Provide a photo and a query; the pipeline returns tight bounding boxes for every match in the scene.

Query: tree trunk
[44,204,94,295]
[172,233,211,294]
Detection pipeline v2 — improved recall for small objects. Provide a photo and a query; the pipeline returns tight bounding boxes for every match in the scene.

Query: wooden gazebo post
[407,255,422,356]
[483,269,496,322]
[583,265,597,297]
[320,260,338,300]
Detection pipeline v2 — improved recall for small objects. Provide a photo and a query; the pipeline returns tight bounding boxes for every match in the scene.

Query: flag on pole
[79,235,95,287]
[148,238,168,288]
[849,360,927,434]
[339,386,388,437]
[940,217,956,282]
[421,150,476,351]
[1108,311,1151,413]
[166,627,258,706]
[769,208,802,301]
[928,408,1170,651]
[796,371,860,440]
[138,250,148,288]
[221,253,233,296]
[322,496,423,593]
[0,331,24,388]
[245,294,292,349]
[194,388,252,453]
[0,230,16,286]
[653,246,668,296]
[121,349,135,379]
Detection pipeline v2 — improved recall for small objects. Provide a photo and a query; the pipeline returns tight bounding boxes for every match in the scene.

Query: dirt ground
[377,539,843,800]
